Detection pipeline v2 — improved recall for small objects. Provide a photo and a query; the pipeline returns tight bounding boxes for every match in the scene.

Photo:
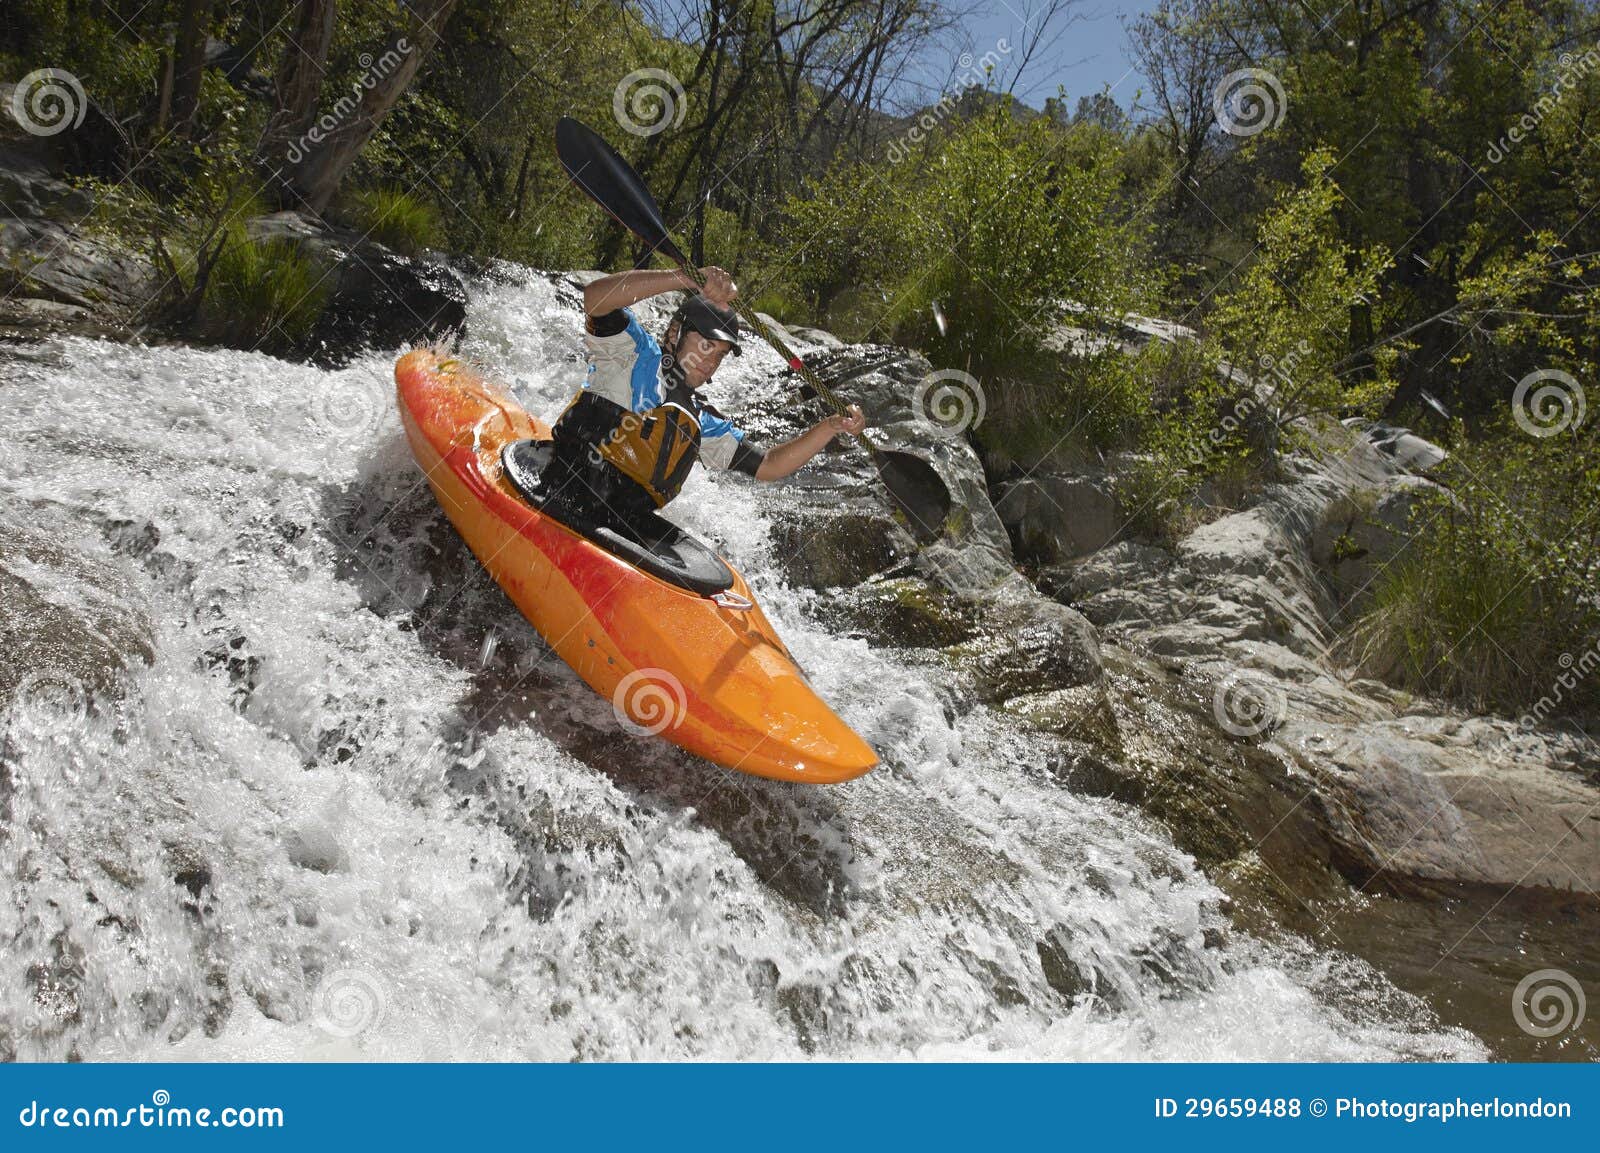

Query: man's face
[676,329,733,386]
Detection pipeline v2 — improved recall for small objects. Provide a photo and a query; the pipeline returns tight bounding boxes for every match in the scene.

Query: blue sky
[632,0,1156,117]
[912,1,1154,112]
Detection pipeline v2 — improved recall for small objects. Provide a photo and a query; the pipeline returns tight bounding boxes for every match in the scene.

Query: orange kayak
[394,348,878,783]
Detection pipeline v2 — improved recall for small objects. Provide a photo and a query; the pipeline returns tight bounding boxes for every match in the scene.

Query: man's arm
[584,267,737,315]
[754,405,868,481]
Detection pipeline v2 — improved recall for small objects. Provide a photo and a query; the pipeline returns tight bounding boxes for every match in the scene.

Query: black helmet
[675,294,742,356]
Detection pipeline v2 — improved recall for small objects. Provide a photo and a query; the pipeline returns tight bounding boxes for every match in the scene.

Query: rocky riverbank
[729,312,1599,1059]
[0,102,465,363]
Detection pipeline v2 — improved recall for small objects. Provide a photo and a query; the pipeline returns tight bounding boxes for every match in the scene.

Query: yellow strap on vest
[596,404,701,508]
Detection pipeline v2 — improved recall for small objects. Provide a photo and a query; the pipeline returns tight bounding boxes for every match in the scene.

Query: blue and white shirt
[582,307,758,473]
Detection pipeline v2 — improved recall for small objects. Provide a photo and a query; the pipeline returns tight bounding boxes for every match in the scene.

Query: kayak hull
[394,348,877,784]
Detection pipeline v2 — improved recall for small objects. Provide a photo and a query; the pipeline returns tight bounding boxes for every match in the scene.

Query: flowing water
[0,269,1485,1060]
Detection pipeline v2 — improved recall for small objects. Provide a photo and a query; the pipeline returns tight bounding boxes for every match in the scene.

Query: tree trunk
[170,0,210,134]
[282,0,461,214]
[256,0,338,199]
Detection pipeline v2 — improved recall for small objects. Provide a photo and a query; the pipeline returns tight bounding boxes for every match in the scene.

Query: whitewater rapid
[0,268,1485,1060]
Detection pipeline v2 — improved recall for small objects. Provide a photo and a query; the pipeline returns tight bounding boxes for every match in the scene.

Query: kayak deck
[394,348,878,784]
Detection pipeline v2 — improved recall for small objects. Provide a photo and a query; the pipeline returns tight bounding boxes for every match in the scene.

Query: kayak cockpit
[499,438,735,596]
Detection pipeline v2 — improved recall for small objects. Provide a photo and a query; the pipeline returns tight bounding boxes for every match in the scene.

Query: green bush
[977,346,1155,471]
[345,187,442,255]
[777,161,905,323]
[1109,154,1395,540]
[1341,422,1599,717]
[202,226,330,349]
[887,109,1151,375]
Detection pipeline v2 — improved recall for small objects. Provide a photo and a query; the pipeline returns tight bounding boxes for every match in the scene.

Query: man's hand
[696,266,737,305]
[820,404,866,439]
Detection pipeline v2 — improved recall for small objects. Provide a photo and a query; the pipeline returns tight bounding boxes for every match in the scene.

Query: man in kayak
[535,266,866,531]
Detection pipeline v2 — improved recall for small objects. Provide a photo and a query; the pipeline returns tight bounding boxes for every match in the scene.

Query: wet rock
[785,323,845,349]
[993,472,1122,564]
[819,575,978,648]
[746,346,1016,593]
[284,820,348,874]
[245,212,468,366]
[0,513,155,708]
[173,865,212,900]
[945,579,1103,703]
[1036,929,1095,1002]
[767,505,910,588]
[1001,684,1121,748]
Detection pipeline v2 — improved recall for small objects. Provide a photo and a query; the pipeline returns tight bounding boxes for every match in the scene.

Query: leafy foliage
[201,226,330,349]
[343,187,441,255]
[1343,423,1600,715]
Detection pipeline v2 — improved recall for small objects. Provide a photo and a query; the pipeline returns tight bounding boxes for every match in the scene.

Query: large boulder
[1051,420,1600,899]
[0,513,155,707]
[746,346,1017,596]
[0,145,93,220]
[1281,714,1600,894]
[1,510,156,821]
[993,472,1121,564]
[1360,422,1448,472]
[944,578,1103,704]
[767,505,912,589]
[816,575,979,649]
[0,121,157,339]
[0,144,159,339]
[244,212,468,366]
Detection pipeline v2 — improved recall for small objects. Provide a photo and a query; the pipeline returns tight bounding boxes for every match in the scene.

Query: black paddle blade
[555,117,687,265]
[874,450,950,544]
